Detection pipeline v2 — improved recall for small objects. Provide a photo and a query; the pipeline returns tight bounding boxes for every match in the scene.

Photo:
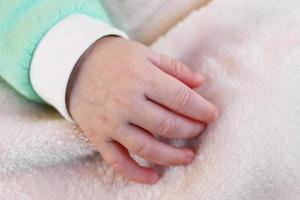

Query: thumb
[148,51,205,88]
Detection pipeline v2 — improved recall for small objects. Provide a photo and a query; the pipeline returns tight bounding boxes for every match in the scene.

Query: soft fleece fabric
[0,0,300,199]
[103,0,209,44]
[0,0,110,102]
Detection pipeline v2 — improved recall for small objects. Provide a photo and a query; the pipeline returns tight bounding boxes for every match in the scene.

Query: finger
[114,124,195,166]
[145,69,219,123]
[129,99,205,139]
[99,141,159,185]
[148,51,205,88]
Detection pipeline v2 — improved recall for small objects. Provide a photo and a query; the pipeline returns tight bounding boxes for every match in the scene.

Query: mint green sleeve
[0,0,111,103]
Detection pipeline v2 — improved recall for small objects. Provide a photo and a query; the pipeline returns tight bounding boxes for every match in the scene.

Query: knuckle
[175,88,192,111]
[159,54,168,66]
[134,143,151,158]
[172,59,184,76]
[157,117,177,137]
[161,54,180,72]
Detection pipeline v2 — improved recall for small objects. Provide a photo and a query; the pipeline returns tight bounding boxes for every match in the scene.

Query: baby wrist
[30,14,128,122]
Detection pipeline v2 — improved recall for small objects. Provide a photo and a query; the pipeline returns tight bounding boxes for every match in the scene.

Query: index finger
[145,67,219,123]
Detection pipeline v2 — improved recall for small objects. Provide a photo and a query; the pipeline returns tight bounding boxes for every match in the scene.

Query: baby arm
[0,0,113,103]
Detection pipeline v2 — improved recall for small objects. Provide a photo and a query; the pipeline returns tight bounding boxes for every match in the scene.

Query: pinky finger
[99,141,159,185]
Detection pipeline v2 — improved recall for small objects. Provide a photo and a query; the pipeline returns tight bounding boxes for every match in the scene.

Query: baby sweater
[0,0,127,121]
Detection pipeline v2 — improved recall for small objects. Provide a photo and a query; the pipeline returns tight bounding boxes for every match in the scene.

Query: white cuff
[30,14,128,122]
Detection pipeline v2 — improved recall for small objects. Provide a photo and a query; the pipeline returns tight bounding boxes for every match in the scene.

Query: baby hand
[67,36,218,184]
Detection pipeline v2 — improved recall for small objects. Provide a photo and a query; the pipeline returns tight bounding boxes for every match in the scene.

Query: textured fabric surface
[0,0,300,199]
[0,0,110,102]
[103,0,209,44]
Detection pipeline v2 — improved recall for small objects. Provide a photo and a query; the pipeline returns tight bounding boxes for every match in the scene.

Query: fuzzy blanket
[103,0,209,44]
[1,0,300,199]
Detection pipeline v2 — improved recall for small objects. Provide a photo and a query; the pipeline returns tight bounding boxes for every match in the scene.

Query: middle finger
[129,99,205,139]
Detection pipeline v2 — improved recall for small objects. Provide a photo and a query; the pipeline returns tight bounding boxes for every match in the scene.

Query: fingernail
[211,108,219,122]
[149,174,159,185]
[185,151,195,165]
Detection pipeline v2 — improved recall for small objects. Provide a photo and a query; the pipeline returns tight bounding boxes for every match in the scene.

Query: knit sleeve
[0,0,112,103]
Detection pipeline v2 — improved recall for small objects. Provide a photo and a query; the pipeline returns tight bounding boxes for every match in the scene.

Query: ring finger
[113,124,195,166]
